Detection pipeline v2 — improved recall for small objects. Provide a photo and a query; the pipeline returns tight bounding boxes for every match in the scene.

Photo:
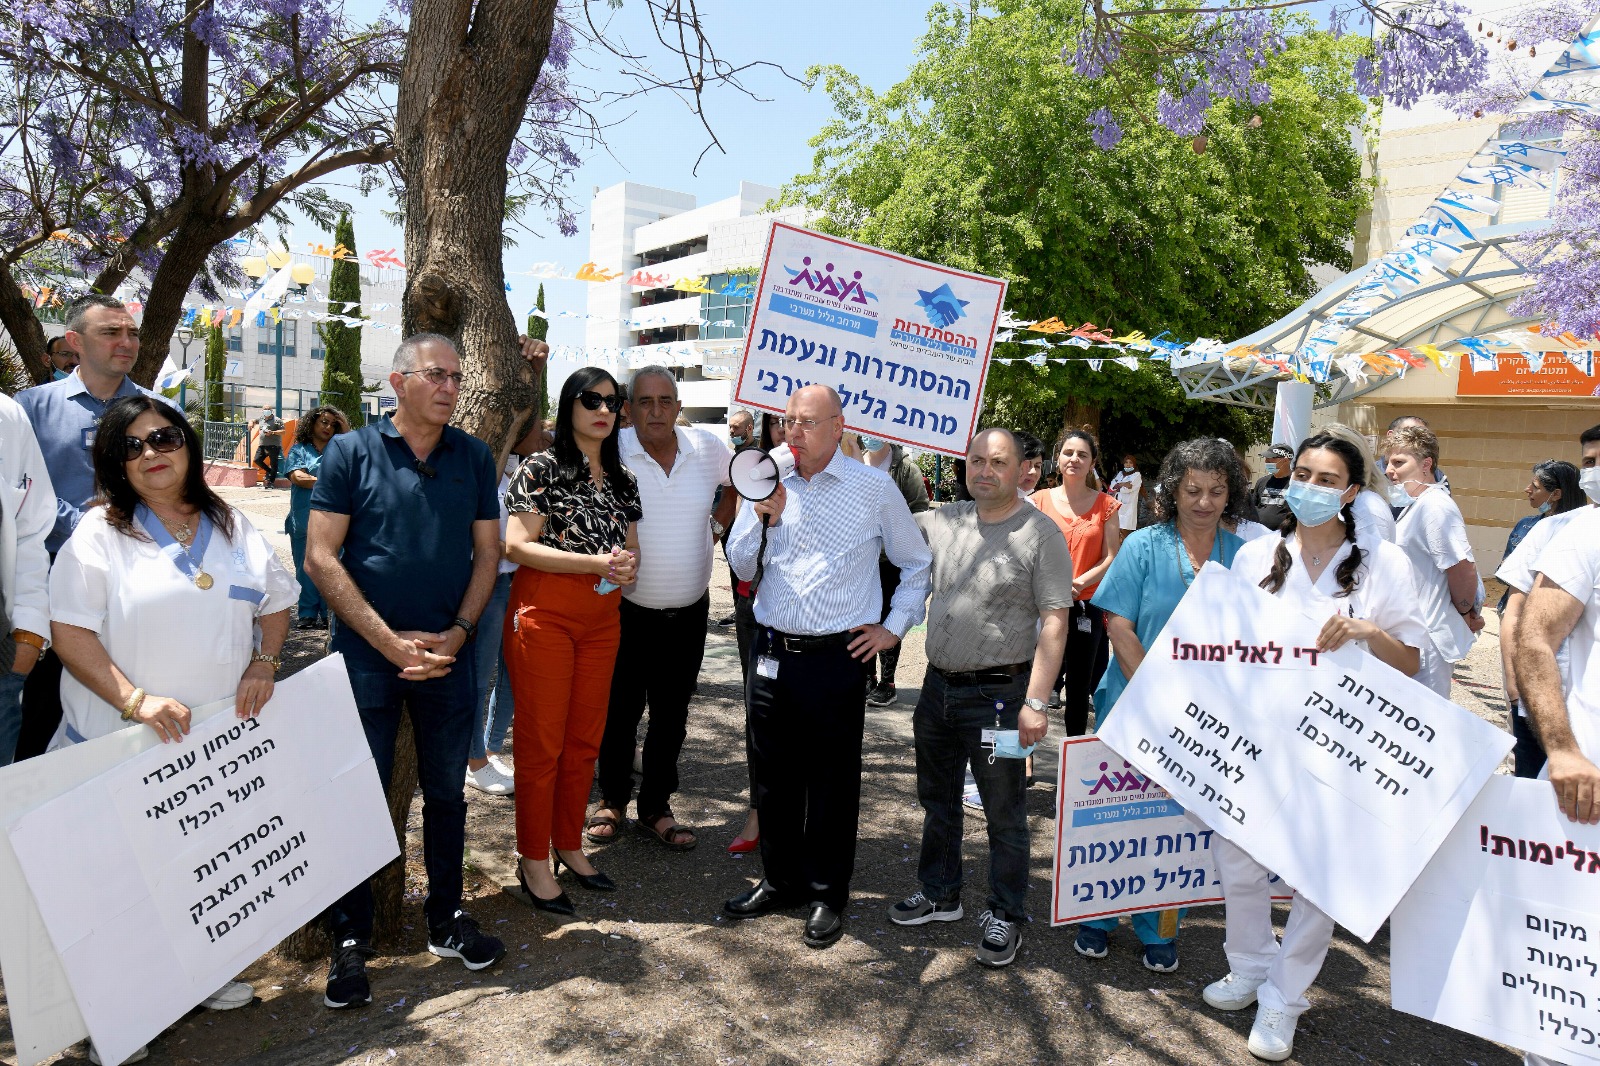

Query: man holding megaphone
[721,385,931,949]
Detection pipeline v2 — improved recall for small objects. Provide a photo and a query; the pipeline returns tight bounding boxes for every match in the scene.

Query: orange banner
[1457,353,1600,398]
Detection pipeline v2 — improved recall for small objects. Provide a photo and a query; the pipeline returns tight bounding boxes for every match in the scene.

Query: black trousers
[597,592,710,819]
[15,648,65,760]
[747,631,869,911]
[1056,601,1108,737]
[871,556,902,686]
[1511,703,1548,779]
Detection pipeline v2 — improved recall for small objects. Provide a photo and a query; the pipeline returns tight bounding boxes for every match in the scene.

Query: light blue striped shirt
[728,446,931,637]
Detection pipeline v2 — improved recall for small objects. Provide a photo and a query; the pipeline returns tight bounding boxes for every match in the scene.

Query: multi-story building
[586,180,808,425]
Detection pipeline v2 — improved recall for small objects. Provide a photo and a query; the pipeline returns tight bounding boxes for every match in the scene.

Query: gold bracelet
[121,688,146,722]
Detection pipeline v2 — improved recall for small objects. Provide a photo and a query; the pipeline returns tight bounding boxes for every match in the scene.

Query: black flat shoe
[804,904,843,949]
[553,852,616,892]
[724,880,801,920]
[517,858,575,915]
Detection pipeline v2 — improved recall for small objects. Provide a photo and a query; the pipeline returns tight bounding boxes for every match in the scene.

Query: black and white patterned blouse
[504,452,642,555]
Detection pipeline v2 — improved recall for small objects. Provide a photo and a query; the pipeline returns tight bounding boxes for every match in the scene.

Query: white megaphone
[727,444,795,594]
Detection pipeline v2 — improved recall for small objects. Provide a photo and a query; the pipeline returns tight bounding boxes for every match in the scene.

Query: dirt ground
[1,509,1527,1066]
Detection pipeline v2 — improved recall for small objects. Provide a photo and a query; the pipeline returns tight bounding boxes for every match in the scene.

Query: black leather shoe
[803,905,843,949]
[723,880,800,920]
[554,852,616,892]
[517,858,575,915]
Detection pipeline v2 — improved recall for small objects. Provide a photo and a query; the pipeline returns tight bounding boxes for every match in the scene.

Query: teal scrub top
[1090,521,1243,724]
[283,441,324,535]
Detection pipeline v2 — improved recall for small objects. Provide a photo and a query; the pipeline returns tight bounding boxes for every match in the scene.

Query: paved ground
[1,494,1526,1065]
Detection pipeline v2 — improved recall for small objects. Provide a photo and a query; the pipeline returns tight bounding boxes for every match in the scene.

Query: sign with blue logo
[733,222,1006,457]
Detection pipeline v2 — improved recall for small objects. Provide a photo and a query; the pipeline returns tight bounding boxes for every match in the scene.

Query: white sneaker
[89,1044,149,1065]
[1203,971,1265,1011]
[201,978,254,1010]
[1247,1004,1296,1061]
[488,753,514,777]
[466,761,514,795]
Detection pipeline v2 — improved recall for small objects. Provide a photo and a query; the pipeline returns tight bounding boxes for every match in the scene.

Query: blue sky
[304,1,934,349]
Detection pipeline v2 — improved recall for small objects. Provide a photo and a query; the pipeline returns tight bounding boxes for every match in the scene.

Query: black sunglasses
[123,426,186,462]
[578,390,624,414]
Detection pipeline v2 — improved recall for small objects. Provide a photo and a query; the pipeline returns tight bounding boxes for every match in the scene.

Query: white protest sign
[1095,563,1512,941]
[4,656,397,1066]
[732,222,1007,457]
[1051,736,1291,925]
[1393,775,1600,1062]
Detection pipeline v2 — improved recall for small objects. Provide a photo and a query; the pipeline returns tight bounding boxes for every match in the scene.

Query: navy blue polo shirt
[311,416,499,669]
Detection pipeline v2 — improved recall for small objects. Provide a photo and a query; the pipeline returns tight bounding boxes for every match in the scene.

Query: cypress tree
[204,321,226,423]
[318,212,366,427]
[527,283,548,424]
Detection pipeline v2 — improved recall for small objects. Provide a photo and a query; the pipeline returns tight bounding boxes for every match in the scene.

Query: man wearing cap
[1252,444,1293,532]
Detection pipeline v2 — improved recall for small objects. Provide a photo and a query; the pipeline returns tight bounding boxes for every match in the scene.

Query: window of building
[255,318,298,357]
[701,273,754,341]
[225,326,243,352]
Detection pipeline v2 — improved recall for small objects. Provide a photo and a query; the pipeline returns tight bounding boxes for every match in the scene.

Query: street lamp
[176,325,195,412]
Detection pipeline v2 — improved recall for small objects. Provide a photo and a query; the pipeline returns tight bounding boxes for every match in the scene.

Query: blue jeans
[288,521,326,622]
[323,662,475,940]
[913,667,1031,922]
[470,572,515,761]
[0,669,26,766]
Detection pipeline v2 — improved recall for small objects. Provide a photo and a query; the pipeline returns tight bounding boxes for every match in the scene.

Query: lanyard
[135,504,215,589]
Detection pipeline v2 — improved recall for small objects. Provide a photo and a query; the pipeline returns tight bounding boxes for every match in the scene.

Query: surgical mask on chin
[1538,500,1552,515]
[52,368,69,381]
[730,434,747,448]
[1581,466,1600,505]
[1388,481,1415,508]
[1283,480,1347,527]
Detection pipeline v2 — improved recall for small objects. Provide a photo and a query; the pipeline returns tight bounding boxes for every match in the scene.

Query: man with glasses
[722,385,931,949]
[304,333,506,1008]
[43,335,80,380]
[591,367,737,851]
[14,295,154,760]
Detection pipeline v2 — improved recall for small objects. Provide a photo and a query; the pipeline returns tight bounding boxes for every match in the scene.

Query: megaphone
[728,444,795,502]
[727,444,795,595]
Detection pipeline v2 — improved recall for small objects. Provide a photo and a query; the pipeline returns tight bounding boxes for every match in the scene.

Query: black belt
[931,662,1029,687]
[767,628,853,653]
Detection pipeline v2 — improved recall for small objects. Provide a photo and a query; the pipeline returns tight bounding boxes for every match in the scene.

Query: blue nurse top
[1090,520,1243,723]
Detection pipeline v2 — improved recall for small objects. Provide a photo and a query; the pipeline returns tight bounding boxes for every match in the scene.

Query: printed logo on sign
[890,282,979,364]
[1082,759,1155,797]
[915,283,969,328]
[767,254,882,339]
[784,257,878,304]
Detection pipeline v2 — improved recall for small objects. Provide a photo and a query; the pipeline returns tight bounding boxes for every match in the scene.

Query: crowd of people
[2,295,1598,1066]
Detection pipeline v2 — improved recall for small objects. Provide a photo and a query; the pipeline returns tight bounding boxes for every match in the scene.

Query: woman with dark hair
[503,367,641,913]
[1500,460,1581,608]
[1030,428,1120,737]
[47,396,296,1048]
[1073,436,1248,972]
[1205,432,1426,1062]
[283,405,351,629]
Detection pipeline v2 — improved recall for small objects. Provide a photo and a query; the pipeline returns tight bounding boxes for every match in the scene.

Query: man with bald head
[723,385,932,948]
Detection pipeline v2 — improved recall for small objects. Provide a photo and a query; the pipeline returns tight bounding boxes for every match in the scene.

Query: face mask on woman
[1284,481,1347,528]
[1123,464,1135,474]
[1387,480,1416,509]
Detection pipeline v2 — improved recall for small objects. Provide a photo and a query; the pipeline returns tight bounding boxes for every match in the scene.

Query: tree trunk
[130,220,230,387]
[0,266,52,386]
[1060,398,1102,440]
[395,0,556,467]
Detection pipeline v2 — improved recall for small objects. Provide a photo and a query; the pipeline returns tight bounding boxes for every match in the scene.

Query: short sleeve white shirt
[1351,488,1397,545]
[1395,485,1476,662]
[49,505,298,744]
[1232,533,1429,668]
[620,426,732,610]
[1231,518,1275,543]
[1109,471,1142,530]
[1532,509,1600,756]
[1497,508,1586,594]
[496,459,520,576]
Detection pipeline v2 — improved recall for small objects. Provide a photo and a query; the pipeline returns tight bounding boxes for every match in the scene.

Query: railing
[201,421,250,462]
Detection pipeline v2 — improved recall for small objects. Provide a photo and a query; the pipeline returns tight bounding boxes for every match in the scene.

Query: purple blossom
[1156,84,1212,137]
[1087,107,1123,150]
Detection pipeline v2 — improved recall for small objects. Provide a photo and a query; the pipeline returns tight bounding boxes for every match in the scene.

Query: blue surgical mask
[730,434,747,448]
[861,436,886,451]
[987,730,1036,762]
[1283,480,1347,527]
[1388,481,1415,508]
[52,368,69,381]
[1538,501,1552,515]
[1123,465,1135,473]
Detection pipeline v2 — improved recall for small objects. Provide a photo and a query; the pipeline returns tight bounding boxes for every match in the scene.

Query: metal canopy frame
[1174,223,1547,411]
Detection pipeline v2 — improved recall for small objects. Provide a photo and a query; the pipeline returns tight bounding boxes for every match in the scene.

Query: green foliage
[0,340,30,397]
[782,0,1368,460]
[528,283,548,342]
[318,213,367,429]
[204,323,226,423]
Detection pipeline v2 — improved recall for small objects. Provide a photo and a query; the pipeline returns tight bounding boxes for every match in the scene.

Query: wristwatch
[1023,697,1048,713]
[250,652,281,671]
[451,616,478,641]
[11,629,47,652]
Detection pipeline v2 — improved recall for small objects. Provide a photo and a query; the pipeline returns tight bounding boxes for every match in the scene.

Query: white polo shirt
[1395,485,1476,662]
[620,426,731,610]
[1532,509,1600,755]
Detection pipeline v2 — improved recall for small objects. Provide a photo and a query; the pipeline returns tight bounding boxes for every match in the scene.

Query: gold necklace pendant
[195,570,214,590]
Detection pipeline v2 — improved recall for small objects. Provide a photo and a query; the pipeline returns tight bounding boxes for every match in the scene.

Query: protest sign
[2,656,396,1066]
[732,222,1007,457]
[1051,736,1291,925]
[1393,775,1600,1062]
[1095,563,1512,941]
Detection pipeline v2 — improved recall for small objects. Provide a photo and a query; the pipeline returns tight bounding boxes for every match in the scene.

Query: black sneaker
[888,891,964,926]
[866,683,897,707]
[427,910,505,971]
[323,938,375,1009]
[976,910,1020,968]
[716,614,737,627]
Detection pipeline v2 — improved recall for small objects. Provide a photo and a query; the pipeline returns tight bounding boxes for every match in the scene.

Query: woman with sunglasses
[47,396,296,1052]
[503,368,641,913]
[283,405,351,629]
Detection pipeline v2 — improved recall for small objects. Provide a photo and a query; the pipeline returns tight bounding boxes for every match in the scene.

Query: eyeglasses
[401,367,465,387]
[776,416,838,433]
[578,390,624,414]
[123,426,186,462]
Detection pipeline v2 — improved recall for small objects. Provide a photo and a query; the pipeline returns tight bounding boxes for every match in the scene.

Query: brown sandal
[584,808,625,844]
[637,812,697,851]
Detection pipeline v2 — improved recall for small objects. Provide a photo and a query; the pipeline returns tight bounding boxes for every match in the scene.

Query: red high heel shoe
[727,835,759,855]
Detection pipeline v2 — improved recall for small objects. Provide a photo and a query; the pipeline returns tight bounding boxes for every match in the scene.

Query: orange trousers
[506,569,622,859]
